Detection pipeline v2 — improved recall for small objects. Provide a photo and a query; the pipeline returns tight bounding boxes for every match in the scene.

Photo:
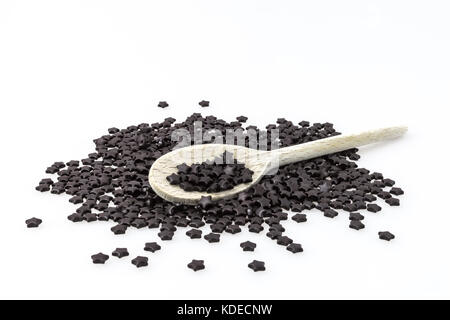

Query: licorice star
[378,231,395,241]
[248,260,266,272]
[25,217,42,228]
[187,259,205,271]
[91,253,109,264]
[144,242,161,253]
[240,241,257,252]
[112,248,129,258]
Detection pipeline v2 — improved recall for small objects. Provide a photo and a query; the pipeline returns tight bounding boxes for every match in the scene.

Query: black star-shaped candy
[45,166,58,174]
[287,243,303,253]
[144,242,161,253]
[257,197,271,209]
[349,220,365,230]
[111,224,127,235]
[25,217,42,228]
[383,178,395,186]
[186,229,202,239]
[84,213,98,222]
[248,223,264,233]
[132,218,147,229]
[40,178,54,185]
[199,176,213,186]
[160,223,176,232]
[265,217,280,226]
[210,223,225,233]
[35,184,50,192]
[225,224,241,234]
[367,203,381,213]
[67,213,83,222]
[277,236,293,246]
[324,209,338,218]
[343,203,357,212]
[364,194,377,202]
[251,185,264,197]
[198,196,213,210]
[52,161,65,168]
[349,212,364,221]
[266,230,281,240]
[148,219,160,228]
[248,260,265,272]
[176,163,190,173]
[385,197,400,206]
[112,248,129,258]
[241,172,253,183]
[236,116,248,122]
[299,120,310,127]
[157,101,169,108]
[166,173,180,185]
[204,232,220,243]
[91,252,109,264]
[240,241,256,252]
[66,160,79,167]
[176,218,190,227]
[50,185,64,193]
[378,231,395,241]
[279,197,291,209]
[69,195,83,204]
[292,190,306,200]
[98,212,110,221]
[378,191,392,200]
[211,166,224,177]
[291,203,304,212]
[198,100,210,107]
[269,224,285,233]
[158,230,174,241]
[292,213,307,223]
[234,216,246,225]
[390,187,404,196]
[131,256,148,268]
[190,220,205,228]
[187,259,205,271]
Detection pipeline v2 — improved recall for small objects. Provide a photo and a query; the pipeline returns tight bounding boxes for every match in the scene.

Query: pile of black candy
[35,113,403,264]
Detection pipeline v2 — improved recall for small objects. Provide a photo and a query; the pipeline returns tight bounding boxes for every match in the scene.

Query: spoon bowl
[148,144,272,205]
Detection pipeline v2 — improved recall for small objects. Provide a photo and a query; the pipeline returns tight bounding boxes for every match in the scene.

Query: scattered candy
[34,111,405,270]
[204,232,220,243]
[198,100,210,107]
[157,101,169,108]
[144,242,161,253]
[349,220,365,230]
[25,217,42,228]
[248,260,266,272]
[240,241,257,252]
[131,256,148,268]
[378,231,395,241]
[186,229,202,239]
[287,243,303,254]
[187,259,205,271]
[91,253,109,264]
[292,213,307,223]
[112,248,129,258]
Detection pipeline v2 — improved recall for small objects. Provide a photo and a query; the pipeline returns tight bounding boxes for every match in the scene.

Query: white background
[0,0,449,299]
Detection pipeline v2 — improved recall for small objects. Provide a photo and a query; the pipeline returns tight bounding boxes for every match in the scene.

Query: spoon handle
[270,126,407,167]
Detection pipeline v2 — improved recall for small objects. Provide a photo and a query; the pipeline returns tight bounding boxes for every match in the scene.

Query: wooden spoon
[149,126,407,205]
